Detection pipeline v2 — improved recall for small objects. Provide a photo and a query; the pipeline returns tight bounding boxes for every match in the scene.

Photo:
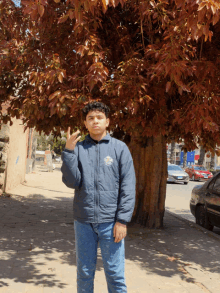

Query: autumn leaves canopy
[1,0,220,150]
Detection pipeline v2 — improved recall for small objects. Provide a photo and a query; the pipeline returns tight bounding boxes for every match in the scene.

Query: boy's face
[84,110,109,137]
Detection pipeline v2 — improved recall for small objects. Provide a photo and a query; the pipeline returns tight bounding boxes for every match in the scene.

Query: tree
[35,131,67,154]
[210,153,215,170]
[183,151,187,169]
[170,141,176,164]
[198,147,206,166]
[51,136,66,155]
[1,0,220,227]
[35,132,50,151]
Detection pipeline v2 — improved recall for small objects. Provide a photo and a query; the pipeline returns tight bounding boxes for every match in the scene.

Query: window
[212,175,220,194]
[194,166,207,171]
[207,178,216,191]
[168,165,183,171]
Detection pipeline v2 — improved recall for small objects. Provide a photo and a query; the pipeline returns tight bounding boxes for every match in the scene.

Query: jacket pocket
[74,189,94,205]
[99,191,118,210]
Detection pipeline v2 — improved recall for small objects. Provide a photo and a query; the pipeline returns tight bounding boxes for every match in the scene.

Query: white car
[167,164,189,185]
[55,156,61,162]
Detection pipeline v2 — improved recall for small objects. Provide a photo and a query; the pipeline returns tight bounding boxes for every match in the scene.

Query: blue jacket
[61,133,136,224]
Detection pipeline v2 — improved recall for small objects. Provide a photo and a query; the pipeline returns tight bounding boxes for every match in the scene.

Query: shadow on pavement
[126,211,220,286]
[1,192,220,290]
[0,194,76,289]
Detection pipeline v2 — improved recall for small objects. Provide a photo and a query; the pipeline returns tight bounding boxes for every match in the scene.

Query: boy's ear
[84,120,87,129]
[106,118,110,127]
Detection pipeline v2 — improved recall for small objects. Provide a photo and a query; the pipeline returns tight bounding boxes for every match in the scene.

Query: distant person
[61,101,136,293]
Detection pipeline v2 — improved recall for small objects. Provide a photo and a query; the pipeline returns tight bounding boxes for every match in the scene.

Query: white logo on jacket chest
[104,156,113,166]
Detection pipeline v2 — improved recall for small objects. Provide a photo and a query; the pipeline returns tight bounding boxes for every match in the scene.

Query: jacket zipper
[94,143,99,222]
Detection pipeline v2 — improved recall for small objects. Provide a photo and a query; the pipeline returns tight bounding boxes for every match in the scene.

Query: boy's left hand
[113,222,127,243]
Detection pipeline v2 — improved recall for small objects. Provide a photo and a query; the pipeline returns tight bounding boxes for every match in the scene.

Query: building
[0,104,34,194]
[167,142,220,169]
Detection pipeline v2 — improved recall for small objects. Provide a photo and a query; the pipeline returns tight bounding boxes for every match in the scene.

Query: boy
[61,101,136,293]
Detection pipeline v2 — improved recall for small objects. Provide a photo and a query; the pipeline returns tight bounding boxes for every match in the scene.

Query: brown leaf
[30,8,38,20]
[38,85,43,93]
[178,87,183,95]
[40,0,47,4]
[198,2,206,11]
[38,4,44,17]
[69,10,75,20]
[198,8,206,22]
[102,0,109,12]
[23,7,32,15]
[213,13,219,25]
[49,91,61,101]
[209,31,213,42]
[175,0,183,9]
[50,106,57,116]
[166,81,171,93]
[167,256,177,262]
[58,73,63,83]
[58,14,69,24]
[211,5,216,15]
[89,79,95,91]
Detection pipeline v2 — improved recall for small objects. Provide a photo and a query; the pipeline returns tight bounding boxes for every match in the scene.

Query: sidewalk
[0,164,220,292]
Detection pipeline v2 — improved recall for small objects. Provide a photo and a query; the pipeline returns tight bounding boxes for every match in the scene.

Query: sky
[12,0,21,7]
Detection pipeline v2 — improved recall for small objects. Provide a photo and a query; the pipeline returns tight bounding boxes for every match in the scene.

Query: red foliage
[1,0,220,150]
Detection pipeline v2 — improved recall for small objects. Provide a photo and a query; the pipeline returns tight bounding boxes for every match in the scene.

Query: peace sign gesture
[65,127,81,151]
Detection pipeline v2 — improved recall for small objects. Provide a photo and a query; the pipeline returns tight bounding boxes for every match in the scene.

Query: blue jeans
[74,220,127,293]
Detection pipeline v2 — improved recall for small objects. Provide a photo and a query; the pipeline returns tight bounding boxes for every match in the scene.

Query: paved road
[166,180,220,235]
[1,165,220,292]
[0,167,220,293]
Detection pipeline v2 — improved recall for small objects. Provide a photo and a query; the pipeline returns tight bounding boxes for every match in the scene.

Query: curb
[166,210,220,242]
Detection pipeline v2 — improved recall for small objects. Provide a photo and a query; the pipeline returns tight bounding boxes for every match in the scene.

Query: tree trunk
[170,141,176,164]
[210,154,215,170]
[198,147,205,165]
[129,135,167,228]
[183,151,187,168]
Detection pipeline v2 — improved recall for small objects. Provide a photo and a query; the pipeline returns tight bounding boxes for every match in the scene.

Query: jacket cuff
[63,148,75,153]
[116,219,127,225]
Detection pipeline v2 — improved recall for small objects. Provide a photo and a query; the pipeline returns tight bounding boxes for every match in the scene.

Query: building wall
[4,118,29,192]
[0,123,10,192]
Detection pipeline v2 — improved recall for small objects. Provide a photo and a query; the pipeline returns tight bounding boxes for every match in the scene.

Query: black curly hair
[82,101,110,119]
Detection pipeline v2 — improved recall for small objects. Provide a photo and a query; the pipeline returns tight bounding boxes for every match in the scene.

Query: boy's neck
[89,131,107,142]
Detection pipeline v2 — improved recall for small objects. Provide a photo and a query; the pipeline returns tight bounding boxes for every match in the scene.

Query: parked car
[167,164,189,184]
[210,166,220,176]
[190,173,220,231]
[185,165,213,181]
[55,156,61,162]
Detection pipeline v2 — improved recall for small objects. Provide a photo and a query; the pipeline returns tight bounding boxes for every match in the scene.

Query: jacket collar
[85,133,111,143]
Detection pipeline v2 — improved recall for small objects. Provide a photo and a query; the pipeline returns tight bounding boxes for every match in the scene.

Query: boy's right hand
[65,127,81,151]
